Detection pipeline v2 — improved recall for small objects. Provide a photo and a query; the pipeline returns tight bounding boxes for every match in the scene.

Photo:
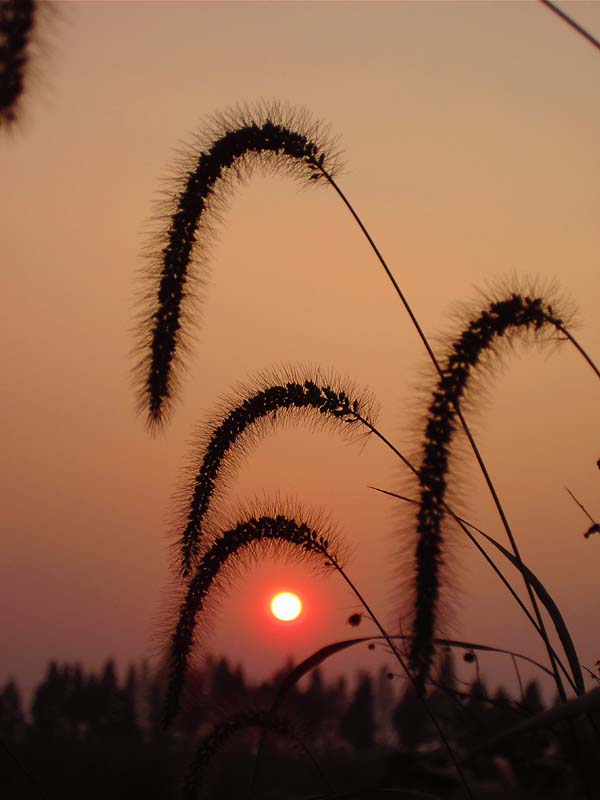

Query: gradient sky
[2,1,599,701]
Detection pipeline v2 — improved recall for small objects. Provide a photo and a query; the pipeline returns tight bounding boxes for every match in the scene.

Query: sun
[270,591,302,622]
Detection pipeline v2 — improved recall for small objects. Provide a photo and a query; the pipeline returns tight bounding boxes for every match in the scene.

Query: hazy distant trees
[0,677,24,740]
[1,654,569,798]
[340,671,375,750]
[0,656,379,753]
[28,659,138,739]
[1,652,554,754]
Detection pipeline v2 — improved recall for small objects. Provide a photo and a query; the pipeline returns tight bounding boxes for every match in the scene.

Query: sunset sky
[2,0,599,701]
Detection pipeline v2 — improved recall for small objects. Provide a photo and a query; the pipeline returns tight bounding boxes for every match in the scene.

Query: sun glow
[270,591,302,622]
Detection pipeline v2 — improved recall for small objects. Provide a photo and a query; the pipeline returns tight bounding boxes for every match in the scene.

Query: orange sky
[2,1,599,700]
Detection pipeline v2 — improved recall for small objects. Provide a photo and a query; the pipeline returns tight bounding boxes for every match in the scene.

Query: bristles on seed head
[132,101,344,433]
[170,364,376,578]
[163,499,345,727]
[406,278,575,689]
[183,708,303,800]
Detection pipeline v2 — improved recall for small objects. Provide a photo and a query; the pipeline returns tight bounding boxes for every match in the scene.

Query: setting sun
[270,591,302,622]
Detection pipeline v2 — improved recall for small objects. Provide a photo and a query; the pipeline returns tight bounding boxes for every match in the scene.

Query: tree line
[1,648,574,798]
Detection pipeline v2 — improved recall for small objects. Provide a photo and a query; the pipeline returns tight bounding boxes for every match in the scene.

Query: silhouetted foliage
[0,677,24,740]
[393,684,433,751]
[210,657,246,710]
[340,672,375,751]
[2,656,597,797]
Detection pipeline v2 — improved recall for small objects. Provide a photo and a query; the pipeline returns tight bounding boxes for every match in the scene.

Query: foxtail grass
[310,136,600,698]
[183,709,328,800]
[164,506,345,728]
[410,290,573,690]
[137,100,600,796]
[0,0,35,129]
[373,486,583,694]
[134,102,342,431]
[174,367,375,577]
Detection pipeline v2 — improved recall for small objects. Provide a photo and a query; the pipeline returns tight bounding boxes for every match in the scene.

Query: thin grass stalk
[355,418,580,690]
[177,373,578,695]
[565,487,597,526]
[368,486,579,694]
[268,635,555,709]
[539,0,600,54]
[177,374,374,577]
[352,409,580,695]
[309,553,474,800]
[258,632,560,798]
[172,397,465,793]
[512,654,525,704]
[558,325,600,380]
[171,509,472,797]
[177,373,585,693]
[316,160,576,701]
[472,684,600,747]
[252,625,581,798]
[454,407,566,701]
[466,519,585,695]
[139,109,597,702]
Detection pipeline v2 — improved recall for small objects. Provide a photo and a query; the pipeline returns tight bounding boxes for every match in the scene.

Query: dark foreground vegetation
[2,652,599,798]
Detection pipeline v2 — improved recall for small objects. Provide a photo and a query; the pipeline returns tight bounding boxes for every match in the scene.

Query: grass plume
[174,366,375,577]
[0,0,35,129]
[133,102,342,431]
[410,289,572,689]
[183,709,321,800]
[164,506,344,728]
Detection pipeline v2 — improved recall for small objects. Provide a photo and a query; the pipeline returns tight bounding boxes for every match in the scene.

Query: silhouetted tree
[301,667,326,731]
[331,675,348,715]
[522,679,544,717]
[0,678,24,741]
[210,657,246,710]
[30,660,65,737]
[340,672,375,750]
[374,666,396,746]
[63,664,85,735]
[393,685,432,751]
[437,647,457,692]
[119,663,139,736]
[177,665,208,737]
[429,649,462,730]
[137,659,165,738]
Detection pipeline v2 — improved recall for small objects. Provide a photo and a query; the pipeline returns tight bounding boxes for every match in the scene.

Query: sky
[2,0,600,703]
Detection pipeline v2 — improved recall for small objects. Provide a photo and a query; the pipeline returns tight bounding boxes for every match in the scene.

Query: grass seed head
[164,504,345,728]
[133,102,343,432]
[409,286,573,689]
[183,709,301,800]
[172,365,376,578]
